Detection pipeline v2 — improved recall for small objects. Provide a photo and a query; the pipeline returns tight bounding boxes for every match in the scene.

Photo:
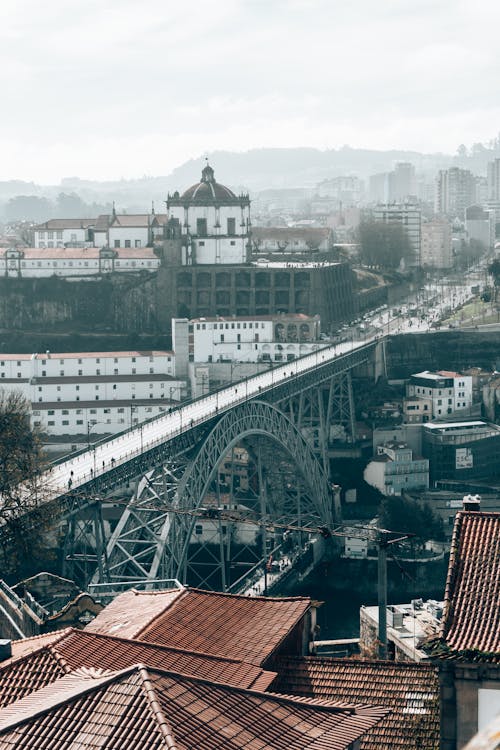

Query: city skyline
[1,0,500,183]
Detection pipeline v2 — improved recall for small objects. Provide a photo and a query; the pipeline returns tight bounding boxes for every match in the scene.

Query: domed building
[166,163,251,265]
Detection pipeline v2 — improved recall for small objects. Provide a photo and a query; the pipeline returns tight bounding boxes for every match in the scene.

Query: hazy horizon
[2,0,500,183]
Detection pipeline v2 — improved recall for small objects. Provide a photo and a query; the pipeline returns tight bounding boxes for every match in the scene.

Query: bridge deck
[30,336,379,505]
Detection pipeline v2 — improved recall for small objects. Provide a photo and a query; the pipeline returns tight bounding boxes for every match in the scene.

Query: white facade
[421,218,453,269]
[182,314,322,365]
[0,351,185,437]
[0,247,160,278]
[166,164,251,265]
[363,442,429,496]
[33,220,94,248]
[465,205,495,249]
[407,370,473,419]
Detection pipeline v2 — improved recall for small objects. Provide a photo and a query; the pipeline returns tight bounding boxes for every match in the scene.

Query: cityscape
[0,2,499,749]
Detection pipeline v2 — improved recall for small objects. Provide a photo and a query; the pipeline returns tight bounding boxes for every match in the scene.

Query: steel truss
[93,401,334,588]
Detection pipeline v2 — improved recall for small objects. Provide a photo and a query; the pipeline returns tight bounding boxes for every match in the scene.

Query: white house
[166,163,251,265]
[363,441,429,496]
[250,227,333,255]
[0,350,185,439]
[0,247,160,278]
[406,370,473,419]
[33,219,94,248]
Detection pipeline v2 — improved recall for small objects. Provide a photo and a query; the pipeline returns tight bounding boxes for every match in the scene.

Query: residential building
[0,246,160,278]
[420,217,453,269]
[316,175,364,204]
[402,395,433,423]
[369,172,390,203]
[106,211,166,248]
[435,167,476,218]
[84,586,316,666]
[390,162,417,202]
[360,599,443,662]
[425,509,500,749]
[423,420,500,483]
[0,350,184,440]
[373,202,421,266]
[465,205,495,249]
[250,226,333,255]
[270,656,439,750]
[32,218,94,248]
[363,441,429,496]
[487,157,500,201]
[406,370,473,419]
[0,662,386,750]
[166,163,251,265]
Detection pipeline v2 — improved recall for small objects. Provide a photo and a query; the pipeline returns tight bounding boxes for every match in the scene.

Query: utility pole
[377,532,389,659]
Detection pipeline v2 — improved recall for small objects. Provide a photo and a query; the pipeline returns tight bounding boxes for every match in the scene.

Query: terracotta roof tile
[0,665,388,750]
[85,587,312,666]
[436,510,500,659]
[0,628,275,707]
[270,656,440,750]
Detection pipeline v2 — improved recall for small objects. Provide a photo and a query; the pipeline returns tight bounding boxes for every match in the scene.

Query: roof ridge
[137,665,178,749]
[134,587,187,639]
[186,586,311,603]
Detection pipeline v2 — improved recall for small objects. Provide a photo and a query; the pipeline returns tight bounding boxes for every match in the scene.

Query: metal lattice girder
[98,400,334,586]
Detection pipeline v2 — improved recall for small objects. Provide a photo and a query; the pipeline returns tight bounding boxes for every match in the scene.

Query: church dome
[180,164,239,203]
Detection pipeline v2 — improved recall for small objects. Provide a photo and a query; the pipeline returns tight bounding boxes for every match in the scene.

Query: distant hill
[2,141,500,218]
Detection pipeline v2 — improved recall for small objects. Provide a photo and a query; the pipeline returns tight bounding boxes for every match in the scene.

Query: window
[132,368,136,374]
[56,386,61,391]
[48,410,55,415]
[62,410,69,415]
[125,240,131,248]
[149,368,154,374]
[196,218,207,235]
[227,217,236,235]
[135,240,141,248]
[96,358,100,363]
[42,370,46,376]
[114,240,120,248]
[60,370,64,376]
[76,385,80,391]
[230,240,236,246]
[114,368,118,375]
[76,419,83,425]
[78,369,82,376]
[48,421,55,426]
[96,369,100,375]
[62,420,69,426]
[78,358,82,364]
[195,524,203,535]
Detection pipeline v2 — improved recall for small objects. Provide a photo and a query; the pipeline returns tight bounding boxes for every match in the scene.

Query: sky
[1,0,500,183]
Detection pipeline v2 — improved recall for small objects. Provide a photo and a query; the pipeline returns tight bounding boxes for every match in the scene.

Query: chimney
[462,494,481,512]
[0,639,12,661]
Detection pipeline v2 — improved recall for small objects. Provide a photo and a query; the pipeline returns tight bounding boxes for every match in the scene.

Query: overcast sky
[1,0,500,183]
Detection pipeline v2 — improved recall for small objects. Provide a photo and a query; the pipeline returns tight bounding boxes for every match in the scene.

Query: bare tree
[0,390,55,578]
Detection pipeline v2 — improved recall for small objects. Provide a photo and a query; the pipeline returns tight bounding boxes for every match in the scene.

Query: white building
[166,163,251,265]
[0,351,185,439]
[106,211,166,249]
[373,202,421,266]
[250,227,332,255]
[0,247,160,278]
[360,599,443,661]
[420,218,453,269]
[407,370,473,419]
[33,219,94,248]
[174,314,322,366]
[487,158,500,201]
[363,441,429,496]
[435,167,476,218]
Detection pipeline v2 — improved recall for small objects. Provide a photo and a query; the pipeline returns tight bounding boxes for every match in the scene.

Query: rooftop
[0,664,388,750]
[0,627,276,708]
[270,656,439,750]
[85,586,312,666]
[431,510,499,660]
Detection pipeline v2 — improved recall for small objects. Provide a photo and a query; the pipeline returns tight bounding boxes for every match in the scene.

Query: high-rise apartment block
[487,158,500,201]
[434,167,476,218]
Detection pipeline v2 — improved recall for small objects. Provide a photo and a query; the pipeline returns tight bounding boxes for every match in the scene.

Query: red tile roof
[270,656,439,750]
[85,587,312,666]
[0,628,275,708]
[0,665,388,749]
[437,510,500,659]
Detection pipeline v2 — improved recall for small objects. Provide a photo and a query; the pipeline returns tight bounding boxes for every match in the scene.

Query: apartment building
[406,370,473,419]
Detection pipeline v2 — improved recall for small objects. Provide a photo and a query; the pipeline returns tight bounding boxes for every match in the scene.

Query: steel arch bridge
[89,400,335,590]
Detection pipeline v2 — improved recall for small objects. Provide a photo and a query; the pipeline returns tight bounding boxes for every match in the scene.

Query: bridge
[14,334,386,591]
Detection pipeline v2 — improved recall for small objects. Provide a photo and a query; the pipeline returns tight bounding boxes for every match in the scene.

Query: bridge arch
[101,401,335,589]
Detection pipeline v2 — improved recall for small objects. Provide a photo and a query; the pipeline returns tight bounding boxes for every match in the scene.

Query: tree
[488,259,500,302]
[0,390,54,578]
[379,495,444,547]
[358,220,413,270]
